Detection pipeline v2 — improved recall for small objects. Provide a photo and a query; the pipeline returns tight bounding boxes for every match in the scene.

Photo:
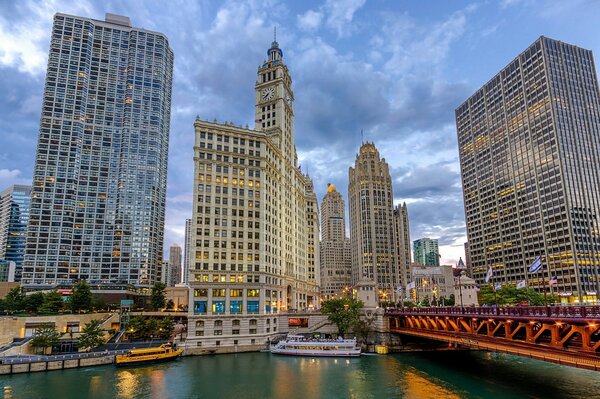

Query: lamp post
[458,270,465,309]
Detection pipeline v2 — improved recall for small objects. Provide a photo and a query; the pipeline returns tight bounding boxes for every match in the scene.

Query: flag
[485,266,493,283]
[549,276,558,286]
[516,280,526,289]
[528,256,543,273]
[495,283,502,291]
[396,286,403,294]
[406,281,415,290]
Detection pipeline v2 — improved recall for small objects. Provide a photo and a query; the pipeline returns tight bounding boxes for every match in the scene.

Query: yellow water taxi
[115,343,183,366]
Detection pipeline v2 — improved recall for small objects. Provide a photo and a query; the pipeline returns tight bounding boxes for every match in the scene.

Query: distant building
[349,142,400,303]
[0,260,16,282]
[413,238,440,267]
[393,203,412,291]
[464,242,472,276]
[319,184,351,299]
[22,13,174,290]
[0,185,31,281]
[183,219,192,285]
[454,270,479,307]
[457,37,600,303]
[169,244,182,287]
[410,263,455,305]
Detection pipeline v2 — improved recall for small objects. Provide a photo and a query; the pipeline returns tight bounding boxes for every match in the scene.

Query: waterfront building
[413,238,440,267]
[393,203,412,292]
[319,184,351,299]
[169,244,182,287]
[187,37,320,351]
[348,142,399,303]
[0,185,31,281]
[409,263,458,305]
[183,219,192,285]
[22,13,173,290]
[457,37,600,303]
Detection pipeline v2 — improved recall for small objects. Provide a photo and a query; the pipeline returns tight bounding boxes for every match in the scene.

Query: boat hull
[115,349,183,366]
[271,350,361,357]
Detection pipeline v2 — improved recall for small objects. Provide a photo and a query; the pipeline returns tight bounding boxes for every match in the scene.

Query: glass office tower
[22,13,173,289]
[0,185,31,281]
[457,37,600,303]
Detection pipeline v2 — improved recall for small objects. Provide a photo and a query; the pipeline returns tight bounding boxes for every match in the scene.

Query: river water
[2,351,600,398]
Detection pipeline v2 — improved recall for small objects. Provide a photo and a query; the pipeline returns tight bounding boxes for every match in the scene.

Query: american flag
[549,275,558,286]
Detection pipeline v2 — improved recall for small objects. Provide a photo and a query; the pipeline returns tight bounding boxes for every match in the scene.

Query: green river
[2,351,600,398]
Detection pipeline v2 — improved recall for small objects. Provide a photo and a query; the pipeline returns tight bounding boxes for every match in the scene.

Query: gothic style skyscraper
[348,142,399,303]
[22,13,173,289]
[169,243,182,287]
[320,184,351,299]
[187,37,319,351]
[457,37,600,303]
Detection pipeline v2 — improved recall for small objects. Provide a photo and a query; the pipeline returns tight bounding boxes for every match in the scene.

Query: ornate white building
[186,38,320,352]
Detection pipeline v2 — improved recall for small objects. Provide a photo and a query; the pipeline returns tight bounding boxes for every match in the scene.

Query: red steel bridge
[386,305,600,371]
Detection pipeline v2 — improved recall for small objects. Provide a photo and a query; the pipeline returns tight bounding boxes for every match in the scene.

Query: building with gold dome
[319,183,351,299]
[187,37,320,352]
[349,142,401,304]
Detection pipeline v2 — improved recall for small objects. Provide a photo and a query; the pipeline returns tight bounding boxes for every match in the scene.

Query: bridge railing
[386,305,600,320]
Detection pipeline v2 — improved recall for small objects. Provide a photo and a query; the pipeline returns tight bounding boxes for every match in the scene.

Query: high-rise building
[169,244,182,287]
[393,203,412,291]
[22,13,174,289]
[0,185,31,281]
[348,142,399,303]
[183,218,192,285]
[413,238,440,267]
[187,37,320,351]
[464,242,472,276]
[319,184,351,299]
[457,36,600,303]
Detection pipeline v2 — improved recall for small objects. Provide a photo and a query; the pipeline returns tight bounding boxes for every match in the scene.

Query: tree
[24,292,45,313]
[353,319,374,344]
[165,299,175,310]
[478,284,558,306]
[320,297,363,336]
[157,316,175,340]
[150,282,167,310]
[70,280,92,313]
[30,324,61,354]
[40,291,65,313]
[4,287,24,313]
[78,319,106,351]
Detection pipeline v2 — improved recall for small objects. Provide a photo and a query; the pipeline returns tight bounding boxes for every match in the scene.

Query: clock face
[262,87,275,101]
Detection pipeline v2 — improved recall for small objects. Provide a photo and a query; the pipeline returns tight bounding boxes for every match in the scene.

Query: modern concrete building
[22,13,173,290]
[319,183,351,299]
[183,218,192,285]
[349,142,399,303]
[0,185,31,281]
[169,243,182,287]
[186,37,320,352]
[393,203,412,291]
[413,238,440,267]
[457,36,600,303]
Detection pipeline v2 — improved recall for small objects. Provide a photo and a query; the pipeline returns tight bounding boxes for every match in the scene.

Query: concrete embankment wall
[0,355,115,375]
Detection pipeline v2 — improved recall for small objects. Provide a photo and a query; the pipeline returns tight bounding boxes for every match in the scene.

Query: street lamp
[458,270,466,309]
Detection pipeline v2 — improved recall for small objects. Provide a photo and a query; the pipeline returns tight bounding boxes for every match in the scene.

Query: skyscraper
[187,37,320,351]
[320,184,351,299]
[393,203,412,290]
[348,142,399,303]
[0,185,31,281]
[22,13,174,289]
[169,243,182,286]
[413,238,440,267]
[183,218,192,286]
[457,36,600,303]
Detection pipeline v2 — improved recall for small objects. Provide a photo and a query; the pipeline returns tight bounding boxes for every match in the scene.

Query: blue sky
[0,0,598,264]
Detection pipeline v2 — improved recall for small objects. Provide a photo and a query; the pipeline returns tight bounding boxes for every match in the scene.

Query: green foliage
[91,296,108,311]
[4,287,25,312]
[24,292,45,312]
[165,299,175,310]
[150,282,167,310]
[320,297,363,336]
[70,280,92,313]
[353,319,373,344]
[478,284,558,306]
[124,316,174,341]
[39,291,65,314]
[30,324,61,354]
[78,319,105,351]
[420,297,430,307]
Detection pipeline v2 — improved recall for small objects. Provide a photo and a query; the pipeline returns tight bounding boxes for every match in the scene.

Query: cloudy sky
[1,0,598,265]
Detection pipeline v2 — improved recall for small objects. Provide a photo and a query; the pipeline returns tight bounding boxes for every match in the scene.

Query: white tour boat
[270,335,361,357]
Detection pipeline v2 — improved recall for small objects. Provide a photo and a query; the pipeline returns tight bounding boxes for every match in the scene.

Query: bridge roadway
[386,305,600,371]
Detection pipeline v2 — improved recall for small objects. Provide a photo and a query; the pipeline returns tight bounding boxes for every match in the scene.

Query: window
[196,320,205,328]
[193,301,207,314]
[250,329,257,334]
[214,320,223,327]
[232,319,240,326]
[212,301,225,314]
[194,289,208,297]
[233,330,240,335]
[213,288,226,297]
[195,331,204,336]
[230,289,243,297]
[230,300,243,314]
[249,319,257,326]
[247,289,260,297]
[197,342,203,347]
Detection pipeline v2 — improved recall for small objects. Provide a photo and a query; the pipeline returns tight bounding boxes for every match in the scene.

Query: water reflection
[116,370,141,398]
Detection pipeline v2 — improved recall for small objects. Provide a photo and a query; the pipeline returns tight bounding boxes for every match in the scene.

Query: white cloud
[297,9,323,32]
[324,0,366,37]
[0,169,29,187]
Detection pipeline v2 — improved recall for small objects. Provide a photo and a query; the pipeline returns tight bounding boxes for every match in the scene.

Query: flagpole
[540,273,547,307]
